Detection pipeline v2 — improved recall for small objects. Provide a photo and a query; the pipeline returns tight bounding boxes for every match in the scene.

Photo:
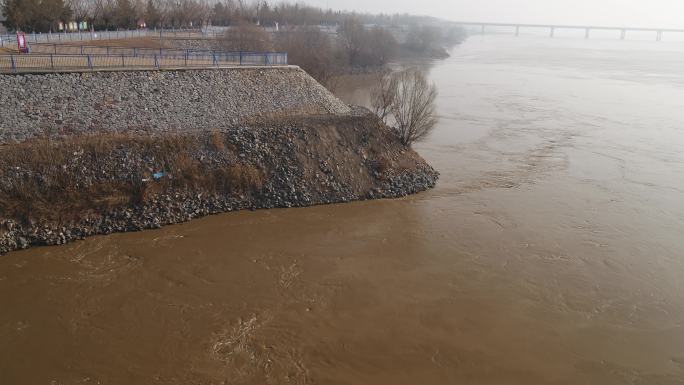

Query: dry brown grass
[218,164,265,192]
[209,129,226,152]
[0,132,265,225]
[56,37,172,49]
[373,155,393,175]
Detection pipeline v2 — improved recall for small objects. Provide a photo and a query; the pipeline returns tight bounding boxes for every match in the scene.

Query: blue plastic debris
[153,172,165,180]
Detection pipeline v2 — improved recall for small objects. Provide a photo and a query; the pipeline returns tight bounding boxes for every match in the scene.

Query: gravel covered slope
[0,67,439,254]
[0,67,351,144]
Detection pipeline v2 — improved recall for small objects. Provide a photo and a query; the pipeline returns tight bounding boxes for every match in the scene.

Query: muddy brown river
[2,36,684,384]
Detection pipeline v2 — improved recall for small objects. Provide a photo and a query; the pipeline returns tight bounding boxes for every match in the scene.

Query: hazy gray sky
[295,0,684,29]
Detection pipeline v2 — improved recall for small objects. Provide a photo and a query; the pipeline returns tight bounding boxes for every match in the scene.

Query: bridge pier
[620,29,626,40]
[657,30,663,41]
[550,27,555,38]
[515,25,520,37]
[585,28,590,39]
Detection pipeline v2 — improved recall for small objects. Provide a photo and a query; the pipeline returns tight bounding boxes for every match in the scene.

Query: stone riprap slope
[0,114,438,254]
[0,67,351,144]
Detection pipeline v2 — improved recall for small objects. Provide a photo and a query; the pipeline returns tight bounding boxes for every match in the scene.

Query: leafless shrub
[275,26,342,90]
[338,18,398,68]
[370,70,398,122]
[209,129,226,152]
[371,69,438,146]
[220,21,273,52]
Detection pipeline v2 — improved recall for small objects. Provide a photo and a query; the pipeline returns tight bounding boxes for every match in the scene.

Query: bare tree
[338,17,397,69]
[371,69,438,146]
[275,26,341,89]
[70,0,91,23]
[370,69,398,122]
[114,0,136,29]
[2,0,72,32]
[195,0,211,27]
[144,0,161,28]
[88,0,107,27]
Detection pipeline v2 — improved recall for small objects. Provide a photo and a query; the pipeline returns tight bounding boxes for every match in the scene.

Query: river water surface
[2,36,684,385]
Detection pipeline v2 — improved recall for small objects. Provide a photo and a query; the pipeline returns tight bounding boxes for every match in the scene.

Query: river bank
[0,112,437,254]
[0,65,440,254]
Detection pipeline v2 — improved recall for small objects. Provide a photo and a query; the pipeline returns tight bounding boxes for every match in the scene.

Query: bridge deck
[452,21,684,33]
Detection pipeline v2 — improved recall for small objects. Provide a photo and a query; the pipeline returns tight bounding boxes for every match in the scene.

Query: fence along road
[0,28,222,47]
[0,51,288,73]
[28,42,215,57]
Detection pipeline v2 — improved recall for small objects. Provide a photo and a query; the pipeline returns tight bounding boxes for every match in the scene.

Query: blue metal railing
[18,42,244,58]
[0,51,288,73]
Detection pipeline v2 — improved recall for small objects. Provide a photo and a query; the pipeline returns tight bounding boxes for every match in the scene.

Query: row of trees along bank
[220,19,407,88]
[221,25,442,149]
[0,0,465,44]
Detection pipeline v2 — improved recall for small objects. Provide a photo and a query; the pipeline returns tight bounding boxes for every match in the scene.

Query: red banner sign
[16,32,27,53]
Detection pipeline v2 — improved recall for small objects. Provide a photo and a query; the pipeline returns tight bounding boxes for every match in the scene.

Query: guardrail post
[80,45,84,55]
[239,51,243,65]
[50,54,54,70]
[185,50,188,66]
[212,51,217,67]
[54,44,57,54]
[154,54,159,69]
[121,54,125,67]
[264,53,268,66]
[10,55,16,73]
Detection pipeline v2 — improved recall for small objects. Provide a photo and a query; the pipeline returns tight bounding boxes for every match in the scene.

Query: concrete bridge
[452,21,684,41]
